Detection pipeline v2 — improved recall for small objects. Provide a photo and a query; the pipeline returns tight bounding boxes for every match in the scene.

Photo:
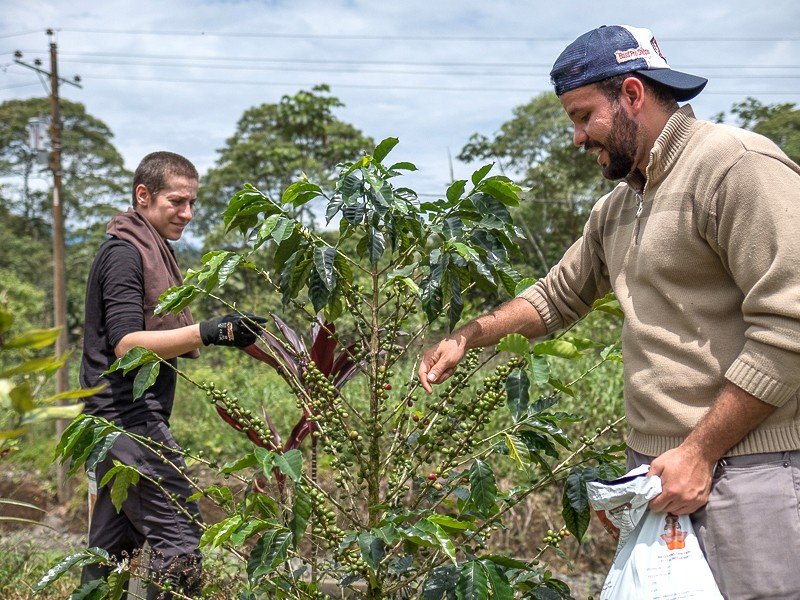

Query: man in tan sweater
[419,25,800,598]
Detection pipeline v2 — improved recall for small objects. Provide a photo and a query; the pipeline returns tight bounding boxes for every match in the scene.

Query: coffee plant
[45,138,625,599]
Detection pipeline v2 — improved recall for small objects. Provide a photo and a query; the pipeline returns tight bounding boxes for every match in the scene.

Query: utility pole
[15,30,81,504]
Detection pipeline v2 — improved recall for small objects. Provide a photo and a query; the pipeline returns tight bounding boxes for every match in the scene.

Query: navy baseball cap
[550,25,708,101]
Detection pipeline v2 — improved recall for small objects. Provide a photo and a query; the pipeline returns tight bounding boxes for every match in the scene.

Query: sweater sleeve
[517,200,612,333]
[712,150,800,406]
[98,241,145,349]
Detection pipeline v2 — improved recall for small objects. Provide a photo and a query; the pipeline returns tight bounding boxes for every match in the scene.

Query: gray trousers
[628,448,800,600]
[81,421,203,599]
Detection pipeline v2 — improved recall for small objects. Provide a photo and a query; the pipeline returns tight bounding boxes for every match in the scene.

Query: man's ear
[620,76,646,113]
[134,183,151,209]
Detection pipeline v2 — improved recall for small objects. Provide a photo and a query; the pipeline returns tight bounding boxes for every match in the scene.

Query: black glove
[199,312,267,347]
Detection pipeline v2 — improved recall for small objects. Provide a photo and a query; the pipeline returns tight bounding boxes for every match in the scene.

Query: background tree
[459,93,614,275]
[715,97,800,164]
[0,98,130,339]
[0,98,129,224]
[197,85,373,235]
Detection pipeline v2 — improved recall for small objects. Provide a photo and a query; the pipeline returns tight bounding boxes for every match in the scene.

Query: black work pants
[81,421,203,599]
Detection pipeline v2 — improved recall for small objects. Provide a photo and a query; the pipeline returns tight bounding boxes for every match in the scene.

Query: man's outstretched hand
[200,312,267,348]
[417,337,467,393]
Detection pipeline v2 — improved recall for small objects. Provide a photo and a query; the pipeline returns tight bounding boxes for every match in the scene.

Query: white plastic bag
[586,465,722,600]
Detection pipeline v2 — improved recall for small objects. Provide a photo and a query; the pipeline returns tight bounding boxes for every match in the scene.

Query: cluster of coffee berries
[201,382,274,448]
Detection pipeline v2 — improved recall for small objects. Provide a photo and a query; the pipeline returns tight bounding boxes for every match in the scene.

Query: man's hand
[200,312,267,348]
[647,445,716,515]
[417,337,467,394]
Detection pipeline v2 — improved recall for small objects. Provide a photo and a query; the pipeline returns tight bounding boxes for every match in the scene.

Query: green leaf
[496,333,530,356]
[533,339,581,359]
[370,230,386,264]
[220,452,258,474]
[85,431,121,473]
[478,179,521,207]
[514,277,538,296]
[528,355,550,386]
[480,554,530,570]
[274,449,302,482]
[447,271,464,330]
[373,137,399,163]
[466,460,497,518]
[99,461,140,512]
[601,343,623,362]
[9,382,33,413]
[255,213,283,248]
[289,487,312,546]
[200,514,244,550]
[37,384,106,405]
[271,216,297,244]
[308,268,331,313]
[230,519,272,546]
[3,327,60,350]
[69,578,107,600]
[593,293,624,318]
[105,347,159,376]
[358,532,387,573]
[0,428,26,440]
[0,353,68,379]
[21,404,84,427]
[314,246,338,291]
[248,529,292,582]
[35,548,110,591]
[132,362,160,401]
[106,570,129,600]
[484,561,514,600]
[470,163,493,186]
[505,368,530,421]
[418,518,457,564]
[562,468,596,541]
[254,447,276,476]
[282,180,324,207]
[388,161,417,172]
[54,414,94,460]
[503,433,528,471]
[423,565,459,600]
[446,180,467,205]
[154,284,199,315]
[457,560,489,600]
[427,514,474,532]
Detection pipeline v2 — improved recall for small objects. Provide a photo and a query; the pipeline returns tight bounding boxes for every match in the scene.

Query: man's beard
[585,104,639,180]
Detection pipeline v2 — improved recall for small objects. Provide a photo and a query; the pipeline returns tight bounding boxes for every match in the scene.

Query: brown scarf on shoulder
[106,208,200,359]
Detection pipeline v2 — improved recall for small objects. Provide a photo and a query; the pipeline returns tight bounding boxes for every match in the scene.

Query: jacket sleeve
[516,199,612,334]
[712,150,800,407]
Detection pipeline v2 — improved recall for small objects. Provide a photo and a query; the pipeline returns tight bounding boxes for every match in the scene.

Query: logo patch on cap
[650,37,666,61]
[615,46,652,64]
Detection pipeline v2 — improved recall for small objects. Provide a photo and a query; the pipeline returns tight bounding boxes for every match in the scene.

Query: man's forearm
[116,325,203,360]
[451,297,547,349]
[649,380,778,514]
[683,380,777,462]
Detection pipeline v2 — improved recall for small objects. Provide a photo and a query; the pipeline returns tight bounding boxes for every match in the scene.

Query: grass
[0,534,81,599]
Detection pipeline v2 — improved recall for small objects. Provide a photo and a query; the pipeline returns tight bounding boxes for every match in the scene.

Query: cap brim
[635,69,708,101]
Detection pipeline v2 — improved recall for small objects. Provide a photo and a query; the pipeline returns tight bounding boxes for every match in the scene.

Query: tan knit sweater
[519,105,800,457]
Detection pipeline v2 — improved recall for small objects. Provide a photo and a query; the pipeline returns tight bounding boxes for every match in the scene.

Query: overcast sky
[2,0,799,206]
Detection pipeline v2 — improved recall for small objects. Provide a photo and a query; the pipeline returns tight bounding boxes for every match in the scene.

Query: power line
[0,30,43,40]
[54,56,800,79]
[74,73,800,95]
[57,27,800,43]
[8,49,800,71]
